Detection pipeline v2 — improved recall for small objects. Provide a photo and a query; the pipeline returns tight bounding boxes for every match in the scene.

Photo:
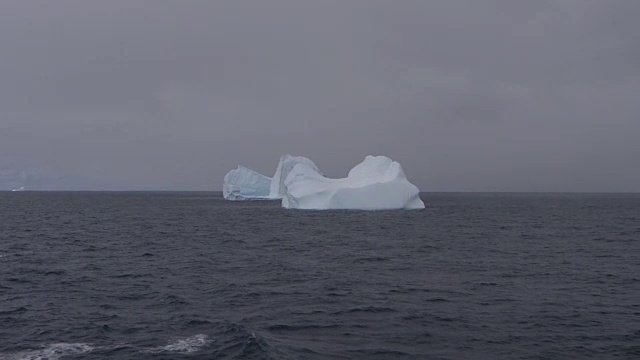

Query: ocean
[0,192,638,359]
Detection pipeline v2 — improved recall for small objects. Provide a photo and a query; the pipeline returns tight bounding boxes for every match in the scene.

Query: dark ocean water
[0,192,638,359]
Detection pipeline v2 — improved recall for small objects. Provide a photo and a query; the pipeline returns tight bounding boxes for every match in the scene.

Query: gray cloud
[1,0,638,191]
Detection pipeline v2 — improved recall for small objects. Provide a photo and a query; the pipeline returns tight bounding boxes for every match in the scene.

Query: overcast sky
[1,0,638,191]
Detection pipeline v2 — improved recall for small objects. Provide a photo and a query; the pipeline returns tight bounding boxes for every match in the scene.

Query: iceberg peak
[269,155,322,199]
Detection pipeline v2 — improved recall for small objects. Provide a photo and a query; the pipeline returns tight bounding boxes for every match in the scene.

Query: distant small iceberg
[11,186,25,192]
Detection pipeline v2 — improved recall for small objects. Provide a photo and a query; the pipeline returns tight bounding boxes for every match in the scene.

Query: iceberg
[283,156,424,210]
[222,166,272,200]
[222,155,425,210]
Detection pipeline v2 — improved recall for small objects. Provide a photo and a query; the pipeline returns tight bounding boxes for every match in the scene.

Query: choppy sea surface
[0,192,638,359]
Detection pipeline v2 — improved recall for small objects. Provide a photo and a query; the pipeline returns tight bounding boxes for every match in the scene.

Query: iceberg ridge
[269,155,322,199]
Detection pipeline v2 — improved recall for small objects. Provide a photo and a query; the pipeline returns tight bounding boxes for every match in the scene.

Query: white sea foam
[148,334,212,354]
[1,335,213,359]
[3,343,93,360]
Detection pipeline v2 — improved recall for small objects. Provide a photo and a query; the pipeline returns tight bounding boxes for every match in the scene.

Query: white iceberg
[222,155,424,210]
[283,155,424,210]
[222,166,272,200]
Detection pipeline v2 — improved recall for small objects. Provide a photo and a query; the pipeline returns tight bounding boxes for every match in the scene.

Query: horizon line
[2,190,639,194]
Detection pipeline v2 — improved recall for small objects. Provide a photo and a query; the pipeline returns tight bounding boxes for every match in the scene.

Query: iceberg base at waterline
[222,155,425,210]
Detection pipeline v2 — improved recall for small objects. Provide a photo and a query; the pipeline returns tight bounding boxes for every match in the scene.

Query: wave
[0,307,27,316]
[330,306,397,315]
[212,323,277,359]
[147,334,212,354]
[1,343,93,360]
[0,326,277,359]
[267,323,340,331]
